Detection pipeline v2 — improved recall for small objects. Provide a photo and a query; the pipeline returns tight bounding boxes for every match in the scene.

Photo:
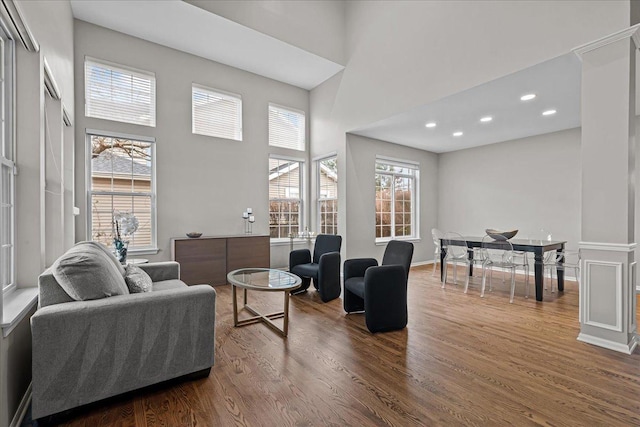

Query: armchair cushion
[52,242,129,301]
[124,264,153,293]
[291,262,319,280]
[344,276,365,298]
[344,258,378,281]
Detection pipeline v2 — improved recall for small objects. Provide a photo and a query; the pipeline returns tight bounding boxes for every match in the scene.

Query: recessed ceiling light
[520,93,536,101]
[453,131,463,137]
[480,116,493,123]
[425,122,437,128]
[542,109,557,116]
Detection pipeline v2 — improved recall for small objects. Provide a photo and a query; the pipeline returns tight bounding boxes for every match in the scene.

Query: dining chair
[544,250,580,292]
[431,228,444,277]
[480,236,523,303]
[538,229,557,290]
[441,232,471,291]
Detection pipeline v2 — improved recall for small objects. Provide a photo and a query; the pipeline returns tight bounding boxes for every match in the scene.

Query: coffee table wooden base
[232,286,292,337]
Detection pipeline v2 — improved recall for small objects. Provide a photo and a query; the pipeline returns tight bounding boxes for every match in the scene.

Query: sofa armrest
[30,285,216,419]
[138,261,180,281]
[344,258,378,281]
[290,249,311,270]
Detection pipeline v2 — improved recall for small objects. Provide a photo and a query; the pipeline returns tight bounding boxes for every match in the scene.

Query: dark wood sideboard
[171,235,270,286]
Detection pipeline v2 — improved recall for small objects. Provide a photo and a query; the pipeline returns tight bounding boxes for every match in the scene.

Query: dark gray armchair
[290,234,342,302]
[343,240,414,333]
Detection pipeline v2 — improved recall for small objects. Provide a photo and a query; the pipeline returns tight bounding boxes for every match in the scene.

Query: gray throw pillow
[52,242,130,301]
[124,264,153,293]
[83,240,126,276]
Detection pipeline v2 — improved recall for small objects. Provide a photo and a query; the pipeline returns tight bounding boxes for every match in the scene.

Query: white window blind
[192,85,242,141]
[269,104,305,151]
[85,57,156,127]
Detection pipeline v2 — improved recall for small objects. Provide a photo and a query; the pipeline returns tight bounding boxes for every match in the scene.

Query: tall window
[269,157,303,239]
[0,26,14,293]
[85,57,156,127]
[375,158,419,242]
[268,104,305,151]
[88,132,156,251]
[192,84,242,141]
[318,156,337,235]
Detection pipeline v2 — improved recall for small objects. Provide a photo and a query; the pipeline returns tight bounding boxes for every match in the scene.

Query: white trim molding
[573,24,640,59]
[582,260,623,332]
[9,382,31,427]
[577,332,638,355]
[578,241,636,253]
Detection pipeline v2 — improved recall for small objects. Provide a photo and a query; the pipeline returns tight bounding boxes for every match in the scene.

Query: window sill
[2,287,38,338]
[128,247,160,256]
[375,237,422,246]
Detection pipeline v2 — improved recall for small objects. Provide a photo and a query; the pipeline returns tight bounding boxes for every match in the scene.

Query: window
[0,26,14,294]
[85,57,156,127]
[269,157,303,239]
[88,131,156,252]
[268,104,305,151]
[192,84,242,140]
[318,156,338,235]
[375,158,419,241]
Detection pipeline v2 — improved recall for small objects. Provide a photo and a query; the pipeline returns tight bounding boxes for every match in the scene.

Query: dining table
[440,236,567,301]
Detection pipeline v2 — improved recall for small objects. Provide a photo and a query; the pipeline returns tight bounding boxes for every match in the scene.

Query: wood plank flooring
[51,265,640,426]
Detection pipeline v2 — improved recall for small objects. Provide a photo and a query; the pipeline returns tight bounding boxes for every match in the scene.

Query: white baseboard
[411,260,433,267]
[9,382,31,427]
[577,333,638,355]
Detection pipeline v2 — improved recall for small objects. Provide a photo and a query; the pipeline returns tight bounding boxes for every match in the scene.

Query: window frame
[316,154,338,236]
[269,155,305,242]
[85,129,158,255]
[1,24,15,296]
[84,56,157,127]
[268,103,306,151]
[191,83,243,141]
[374,156,420,244]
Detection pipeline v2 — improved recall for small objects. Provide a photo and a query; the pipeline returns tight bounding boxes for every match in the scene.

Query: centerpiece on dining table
[485,228,518,241]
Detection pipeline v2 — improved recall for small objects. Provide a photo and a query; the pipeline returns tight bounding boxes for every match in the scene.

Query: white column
[574,26,640,354]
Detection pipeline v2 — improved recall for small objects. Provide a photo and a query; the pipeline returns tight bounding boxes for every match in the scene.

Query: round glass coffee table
[227,268,301,337]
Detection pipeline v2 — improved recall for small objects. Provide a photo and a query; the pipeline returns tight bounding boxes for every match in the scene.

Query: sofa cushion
[152,279,188,292]
[124,264,153,293]
[83,240,126,276]
[52,242,129,301]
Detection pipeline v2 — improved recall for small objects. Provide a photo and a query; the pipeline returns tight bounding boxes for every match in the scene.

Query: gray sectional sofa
[31,241,217,420]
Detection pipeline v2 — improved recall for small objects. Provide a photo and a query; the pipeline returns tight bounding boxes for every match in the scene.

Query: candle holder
[242,208,254,234]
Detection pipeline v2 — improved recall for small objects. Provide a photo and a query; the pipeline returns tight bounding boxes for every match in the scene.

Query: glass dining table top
[227,268,302,291]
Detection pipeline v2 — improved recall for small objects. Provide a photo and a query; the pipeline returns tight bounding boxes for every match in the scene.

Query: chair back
[442,232,468,260]
[381,240,414,276]
[481,235,513,265]
[313,234,342,263]
[431,228,443,246]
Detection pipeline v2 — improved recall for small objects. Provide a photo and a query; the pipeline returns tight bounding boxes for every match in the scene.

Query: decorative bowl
[186,232,203,238]
[485,229,518,241]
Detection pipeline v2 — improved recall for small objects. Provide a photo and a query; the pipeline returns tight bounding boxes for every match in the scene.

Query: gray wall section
[73,20,310,266]
[185,0,345,65]
[345,134,438,263]
[437,127,582,251]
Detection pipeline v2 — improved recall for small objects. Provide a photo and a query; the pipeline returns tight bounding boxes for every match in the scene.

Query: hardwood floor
[52,265,640,426]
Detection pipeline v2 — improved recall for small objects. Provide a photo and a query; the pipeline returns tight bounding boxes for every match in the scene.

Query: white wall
[73,20,310,265]
[185,0,346,65]
[438,127,582,252]
[310,1,627,267]
[345,134,438,263]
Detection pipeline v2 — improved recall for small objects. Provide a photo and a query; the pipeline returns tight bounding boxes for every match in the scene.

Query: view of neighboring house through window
[268,104,305,151]
[85,57,156,127]
[375,158,419,241]
[0,26,14,294]
[88,132,156,251]
[269,157,303,239]
[318,156,338,235]
[192,84,242,140]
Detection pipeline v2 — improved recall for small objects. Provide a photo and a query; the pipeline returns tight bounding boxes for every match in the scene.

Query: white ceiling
[351,53,582,153]
[70,0,344,90]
